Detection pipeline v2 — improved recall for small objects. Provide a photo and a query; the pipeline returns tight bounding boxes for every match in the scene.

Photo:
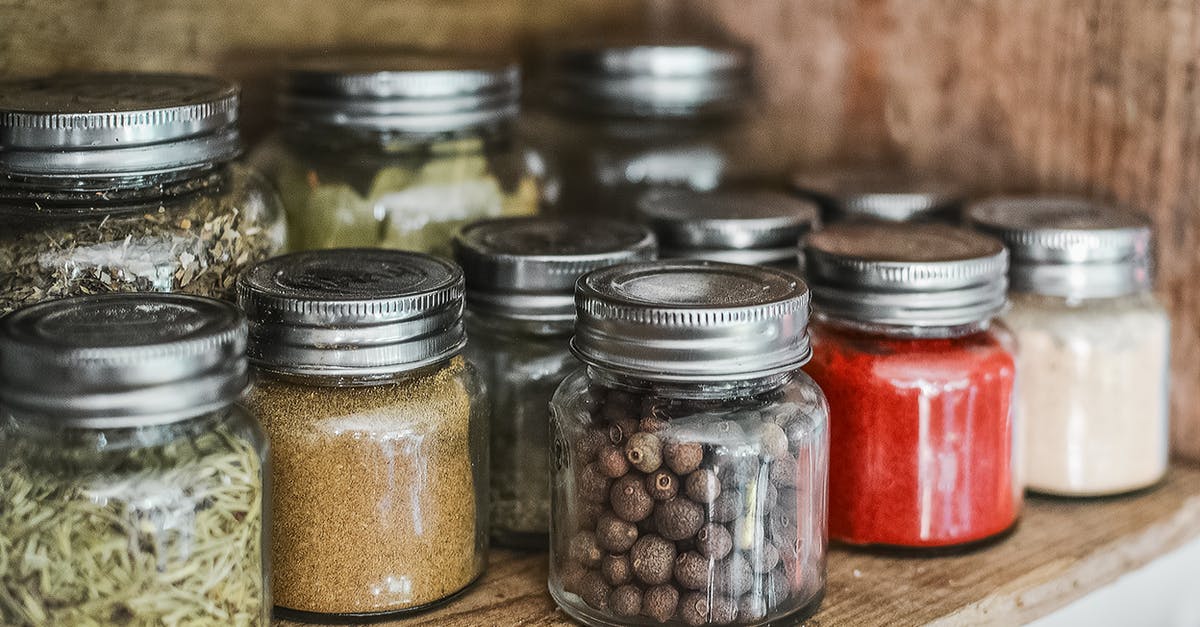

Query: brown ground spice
[244,357,480,615]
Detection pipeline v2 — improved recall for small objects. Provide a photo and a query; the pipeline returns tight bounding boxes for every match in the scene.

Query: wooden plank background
[2,0,1198,457]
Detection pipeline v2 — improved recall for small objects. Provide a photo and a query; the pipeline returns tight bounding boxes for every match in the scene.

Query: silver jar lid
[238,249,465,378]
[0,73,240,178]
[0,293,247,427]
[280,52,520,132]
[790,167,964,222]
[804,222,1008,327]
[636,188,819,265]
[967,196,1153,298]
[547,43,753,117]
[571,261,811,382]
[454,217,657,322]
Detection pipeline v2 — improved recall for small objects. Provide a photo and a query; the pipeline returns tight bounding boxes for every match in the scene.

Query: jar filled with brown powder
[238,249,486,621]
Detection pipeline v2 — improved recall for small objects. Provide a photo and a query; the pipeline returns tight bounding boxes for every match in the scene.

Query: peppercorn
[610,584,642,617]
[580,570,612,611]
[642,584,679,623]
[752,421,790,459]
[601,553,633,586]
[646,469,679,501]
[625,432,663,473]
[685,468,722,504]
[714,554,754,596]
[630,534,675,585]
[678,591,711,626]
[576,428,608,465]
[611,474,655,522]
[597,444,631,478]
[560,560,587,595]
[569,530,603,568]
[654,497,704,541]
[696,523,733,560]
[710,489,743,524]
[596,513,638,553]
[674,551,713,590]
[710,595,738,624]
[664,440,703,475]
[749,542,780,573]
[578,462,612,503]
[738,594,767,622]
[769,453,799,487]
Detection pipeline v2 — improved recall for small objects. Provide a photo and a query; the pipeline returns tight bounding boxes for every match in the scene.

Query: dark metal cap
[280,52,520,131]
[454,217,657,321]
[571,261,811,382]
[790,167,964,222]
[967,196,1153,298]
[805,222,1008,327]
[0,73,241,178]
[238,249,465,377]
[0,293,247,427]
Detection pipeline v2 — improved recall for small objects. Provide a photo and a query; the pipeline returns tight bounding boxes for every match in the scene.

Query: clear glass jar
[549,261,828,626]
[237,248,487,620]
[0,293,269,627]
[0,73,286,314]
[252,53,540,258]
[789,166,965,224]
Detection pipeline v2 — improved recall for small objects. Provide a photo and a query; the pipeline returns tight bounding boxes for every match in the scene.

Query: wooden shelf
[275,461,1200,627]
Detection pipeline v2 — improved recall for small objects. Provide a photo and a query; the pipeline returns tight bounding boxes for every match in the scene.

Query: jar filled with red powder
[802,222,1020,549]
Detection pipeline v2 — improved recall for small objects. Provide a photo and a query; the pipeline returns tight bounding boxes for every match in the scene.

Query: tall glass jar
[790,167,965,224]
[969,197,1171,494]
[802,222,1020,549]
[550,261,829,626]
[0,293,269,627]
[252,53,540,258]
[454,217,656,549]
[238,249,487,621]
[0,73,286,314]
[526,43,773,219]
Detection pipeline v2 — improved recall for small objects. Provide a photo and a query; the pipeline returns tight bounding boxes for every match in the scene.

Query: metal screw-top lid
[571,261,811,382]
[237,249,465,377]
[636,188,820,265]
[280,52,520,132]
[0,293,247,427]
[790,167,964,222]
[0,73,241,178]
[454,217,657,322]
[966,196,1153,298]
[804,222,1008,327]
[547,43,753,117]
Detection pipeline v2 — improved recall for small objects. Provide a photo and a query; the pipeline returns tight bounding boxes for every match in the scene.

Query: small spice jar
[252,53,540,257]
[239,248,486,620]
[526,43,771,219]
[0,73,286,313]
[802,222,1020,549]
[550,261,829,626]
[0,293,269,626]
[455,216,657,549]
[635,188,820,274]
[790,167,964,224]
[968,197,1171,494]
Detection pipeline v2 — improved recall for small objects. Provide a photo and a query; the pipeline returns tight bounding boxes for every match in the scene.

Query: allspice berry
[640,414,669,434]
[611,474,655,522]
[752,421,790,459]
[560,560,587,595]
[611,584,642,617]
[655,497,705,541]
[601,553,633,586]
[710,489,744,524]
[625,432,663,473]
[576,500,604,531]
[647,469,679,501]
[696,523,733,560]
[710,595,738,624]
[674,551,714,590]
[578,462,612,503]
[580,570,612,611]
[749,542,781,573]
[664,440,704,475]
[597,444,631,478]
[769,453,799,487]
[685,468,722,504]
[738,594,767,622]
[678,591,711,626]
[630,534,676,585]
[576,428,608,465]
[768,565,791,602]
[569,530,603,568]
[596,513,638,553]
[715,554,755,596]
[642,584,680,623]
[608,416,640,445]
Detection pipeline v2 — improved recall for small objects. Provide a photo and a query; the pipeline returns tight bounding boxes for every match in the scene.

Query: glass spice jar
[238,249,487,621]
[802,222,1020,549]
[635,188,820,275]
[0,73,287,314]
[454,216,657,549]
[968,197,1171,494]
[525,43,772,219]
[252,53,540,258]
[789,167,965,224]
[550,261,829,626]
[0,293,269,627]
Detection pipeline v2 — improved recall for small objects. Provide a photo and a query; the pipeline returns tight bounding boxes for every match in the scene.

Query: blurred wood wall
[3,0,1200,457]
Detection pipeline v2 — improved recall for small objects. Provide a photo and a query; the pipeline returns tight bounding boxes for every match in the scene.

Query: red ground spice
[804,320,1020,548]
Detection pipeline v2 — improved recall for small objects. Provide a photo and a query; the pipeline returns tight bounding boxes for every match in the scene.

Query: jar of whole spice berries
[0,293,269,627]
[969,197,1171,494]
[802,222,1020,549]
[550,261,829,626]
[0,73,286,313]
[252,52,540,257]
[239,249,486,620]
[790,167,964,224]
[635,188,820,274]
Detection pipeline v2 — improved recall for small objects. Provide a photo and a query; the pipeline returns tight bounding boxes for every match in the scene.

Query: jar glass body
[252,121,540,257]
[1004,291,1170,495]
[465,313,577,549]
[0,405,270,627]
[804,317,1020,549]
[0,163,287,313]
[548,367,829,626]
[242,356,488,619]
